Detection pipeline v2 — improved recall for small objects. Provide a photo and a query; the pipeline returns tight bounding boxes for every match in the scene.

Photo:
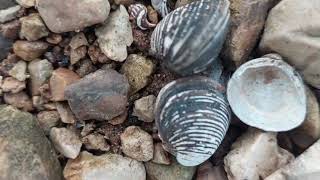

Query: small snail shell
[128,4,157,30]
[151,0,230,76]
[155,76,231,166]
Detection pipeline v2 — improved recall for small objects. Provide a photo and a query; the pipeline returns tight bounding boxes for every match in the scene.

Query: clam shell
[227,55,307,132]
[151,0,230,76]
[155,76,231,166]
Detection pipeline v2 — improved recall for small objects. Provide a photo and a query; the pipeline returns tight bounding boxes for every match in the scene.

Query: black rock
[0,35,13,60]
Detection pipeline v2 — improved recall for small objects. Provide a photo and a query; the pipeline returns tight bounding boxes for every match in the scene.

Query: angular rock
[69,32,88,50]
[133,95,156,122]
[88,44,110,64]
[145,160,196,180]
[65,69,129,121]
[289,88,320,150]
[37,110,60,134]
[120,54,155,94]
[49,68,80,101]
[13,40,49,61]
[56,102,76,124]
[15,0,35,8]
[50,127,82,159]
[120,126,153,161]
[152,143,171,165]
[0,105,62,180]
[20,13,49,41]
[82,133,110,151]
[63,151,146,180]
[8,60,28,81]
[259,0,320,88]
[224,128,294,180]
[95,5,133,62]
[222,0,279,68]
[46,33,62,44]
[4,91,33,111]
[0,34,13,60]
[32,95,48,111]
[70,46,87,65]
[37,0,110,33]
[75,59,97,78]
[147,6,159,24]
[28,59,53,95]
[0,5,21,23]
[196,162,228,180]
[109,110,127,125]
[0,20,21,40]
[265,139,320,180]
[1,77,25,93]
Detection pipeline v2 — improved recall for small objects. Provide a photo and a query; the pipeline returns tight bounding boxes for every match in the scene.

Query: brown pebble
[70,46,87,65]
[13,40,49,61]
[0,20,21,39]
[69,32,88,50]
[37,110,60,134]
[88,44,110,64]
[109,110,128,125]
[82,133,110,151]
[4,91,33,111]
[19,13,49,41]
[46,33,62,44]
[152,143,171,165]
[75,59,97,78]
[1,77,25,93]
[147,6,158,24]
[196,162,228,180]
[56,102,76,124]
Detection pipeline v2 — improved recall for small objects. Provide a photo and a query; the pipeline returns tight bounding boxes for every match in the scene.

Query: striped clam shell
[155,76,231,166]
[128,4,156,30]
[151,0,230,76]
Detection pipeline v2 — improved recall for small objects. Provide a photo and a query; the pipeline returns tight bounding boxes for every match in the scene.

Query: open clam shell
[151,0,230,76]
[227,55,307,132]
[155,76,231,166]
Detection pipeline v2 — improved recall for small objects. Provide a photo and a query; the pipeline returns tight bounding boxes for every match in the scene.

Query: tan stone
[133,95,156,122]
[1,77,25,93]
[16,0,35,8]
[49,68,80,101]
[28,59,53,96]
[82,133,110,151]
[152,143,170,165]
[8,60,28,81]
[36,110,60,134]
[19,13,49,41]
[56,102,76,124]
[109,110,127,125]
[69,32,88,50]
[13,40,49,61]
[4,91,33,111]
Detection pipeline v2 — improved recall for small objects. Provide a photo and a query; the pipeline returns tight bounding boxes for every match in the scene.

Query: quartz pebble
[19,13,49,41]
[96,5,133,62]
[13,40,49,61]
[50,127,82,159]
[152,143,171,165]
[56,102,76,124]
[120,126,154,161]
[4,91,33,111]
[224,128,294,180]
[133,95,156,122]
[28,59,53,95]
[37,110,60,134]
[1,77,25,93]
[37,0,110,33]
[8,60,28,81]
[82,133,110,151]
[120,54,155,94]
[63,151,146,180]
[65,69,129,121]
[49,68,80,101]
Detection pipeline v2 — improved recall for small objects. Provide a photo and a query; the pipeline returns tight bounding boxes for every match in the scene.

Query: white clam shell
[227,56,307,132]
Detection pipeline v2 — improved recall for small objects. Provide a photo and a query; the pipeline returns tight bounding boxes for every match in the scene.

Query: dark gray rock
[0,34,13,60]
[0,0,16,10]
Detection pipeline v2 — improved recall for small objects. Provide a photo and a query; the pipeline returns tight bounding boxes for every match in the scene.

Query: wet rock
[13,40,49,61]
[28,59,53,95]
[196,162,228,180]
[0,20,21,40]
[56,102,76,124]
[1,77,25,93]
[120,54,155,94]
[65,69,129,121]
[63,151,146,180]
[37,110,60,134]
[289,88,320,150]
[133,95,156,122]
[95,5,133,62]
[37,0,110,33]
[16,0,35,8]
[0,34,13,60]
[259,0,320,88]
[0,5,21,23]
[8,60,28,81]
[4,91,33,111]
[265,139,320,180]
[120,126,153,161]
[145,160,196,180]
[75,59,97,77]
[222,0,279,68]
[224,128,294,180]
[0,105,62,180]
[46,34,62,44]
[152,143,171,165]
[49,68,80,101]
[109,110,127,125]
[82,133,110,151]
[50,127,82,159]
[20,13,49,41]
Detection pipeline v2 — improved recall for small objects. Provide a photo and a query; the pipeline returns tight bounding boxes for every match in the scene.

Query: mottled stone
[96,5,133,62]
[222,0,279,68]
[0,105,62,180]
[120,126,154,161]
[133,95,156,122]
[75,59,97,78]
[50,127,82,159]
[49,68,80,101]
[152,143,171,165]
[0,34,13,60]
[28,59,53,95]
[37,110,60,134]
[224,128,294,180]
[145,160,196,180]
[37,0,110,33]
[197,162,228,180]
[63,152,146,180]
[65,69,129,121]
[4,91,33,111]
[56,102,76,124]
[1,77,25,93]
[69,32,88,50]
[120,54,155,94]
[82,133,110,151]
[8,60,28,81]
[20,13,49,41]
[13,40,49,61]
[70,46,87,65]
[0,20,21,40]
[0,5,21,23]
